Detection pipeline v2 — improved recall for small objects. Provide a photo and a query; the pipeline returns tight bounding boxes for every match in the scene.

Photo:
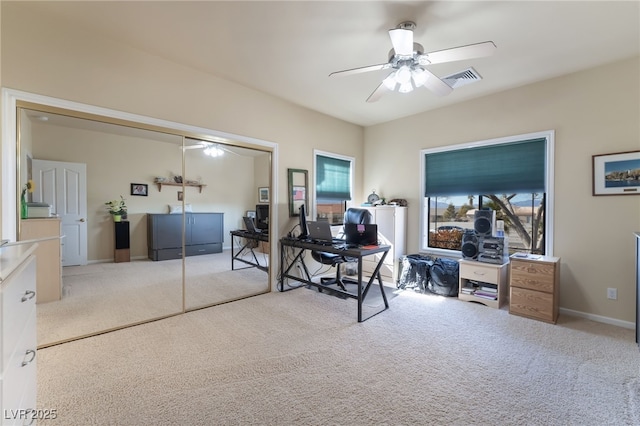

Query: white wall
[0,3,364,244]
[364,56,640,324]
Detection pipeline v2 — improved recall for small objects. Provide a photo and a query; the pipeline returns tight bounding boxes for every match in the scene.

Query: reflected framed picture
[258,187,269,203]
[592,150,640,196]
[288,168,308,217]
[177,191,183,201]
[131,183,148,196]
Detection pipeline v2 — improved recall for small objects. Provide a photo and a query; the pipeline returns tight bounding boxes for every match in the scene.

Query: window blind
[424,138,546,197]
[316,155,352,200]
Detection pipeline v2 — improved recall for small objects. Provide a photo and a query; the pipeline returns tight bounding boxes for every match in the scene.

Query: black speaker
[114,221,130,249]
[474,210,495,237]
[461,230,478,260]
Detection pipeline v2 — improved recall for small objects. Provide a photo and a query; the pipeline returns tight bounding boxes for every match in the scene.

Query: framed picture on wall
[131,183,148,196]
[258,187,269,203]
[592,150,640,196]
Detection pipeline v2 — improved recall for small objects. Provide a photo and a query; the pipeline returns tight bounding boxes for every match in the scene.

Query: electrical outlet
[607,287,617,300]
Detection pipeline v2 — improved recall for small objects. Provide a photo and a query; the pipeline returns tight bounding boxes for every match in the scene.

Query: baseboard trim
[560,307,635,330]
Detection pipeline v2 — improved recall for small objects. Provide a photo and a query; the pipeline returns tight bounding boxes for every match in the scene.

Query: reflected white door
[32,159,88,266]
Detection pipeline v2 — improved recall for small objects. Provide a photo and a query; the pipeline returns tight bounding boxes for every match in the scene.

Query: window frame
[313,149,355,225]
[419,130,555,257]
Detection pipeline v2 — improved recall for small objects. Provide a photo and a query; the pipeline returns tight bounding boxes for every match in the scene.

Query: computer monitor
[255,204,269,230]
[298,204,308,239]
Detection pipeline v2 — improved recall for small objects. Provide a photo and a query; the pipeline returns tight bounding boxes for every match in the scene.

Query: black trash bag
[397,254,434,292]
[428,257,459,297]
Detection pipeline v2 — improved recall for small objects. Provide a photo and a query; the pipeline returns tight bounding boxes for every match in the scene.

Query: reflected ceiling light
[203,144,224,157]
[202,143,224,157]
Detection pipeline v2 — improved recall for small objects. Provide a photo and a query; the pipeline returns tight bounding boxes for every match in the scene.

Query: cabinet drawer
[459,261,499,284]
[2,313,37,415]
[510,286,555,322]
[2,257,36,371]
[149,248,183,261]
[510,261,555,292]
[185,243,222,256]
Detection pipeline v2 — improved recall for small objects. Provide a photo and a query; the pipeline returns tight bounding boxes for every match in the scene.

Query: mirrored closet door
[16,104,272,347]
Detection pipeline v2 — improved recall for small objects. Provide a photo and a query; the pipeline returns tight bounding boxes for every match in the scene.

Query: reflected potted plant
[105,196,127,222]
[20,180,35,219]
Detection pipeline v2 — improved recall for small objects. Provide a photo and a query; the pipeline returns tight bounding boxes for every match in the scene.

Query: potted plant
[105,196,127,222]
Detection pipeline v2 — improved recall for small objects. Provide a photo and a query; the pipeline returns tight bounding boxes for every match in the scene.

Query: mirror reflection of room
[18,107,271,347]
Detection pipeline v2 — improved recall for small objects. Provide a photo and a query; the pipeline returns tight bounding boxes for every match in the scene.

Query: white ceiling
[19,1,640,127]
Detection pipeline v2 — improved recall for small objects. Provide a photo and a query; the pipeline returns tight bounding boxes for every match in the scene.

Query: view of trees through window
[427,193,545,255]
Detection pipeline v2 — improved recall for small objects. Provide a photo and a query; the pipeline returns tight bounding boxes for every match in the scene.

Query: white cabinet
[361,206,407,283]
[1,244,38,426]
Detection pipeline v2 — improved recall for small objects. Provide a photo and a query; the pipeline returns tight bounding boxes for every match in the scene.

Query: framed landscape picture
[258,187,269,203]
[592,150,640,196]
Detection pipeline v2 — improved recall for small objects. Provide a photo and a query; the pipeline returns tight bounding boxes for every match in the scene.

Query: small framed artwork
[592,150,640,196]
[131,183,148,196]
[177,191,183,201]
[258,187,269,203]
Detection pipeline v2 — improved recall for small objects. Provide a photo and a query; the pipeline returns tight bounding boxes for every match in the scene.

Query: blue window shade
[425,138,546,197]
[316,155,352,200]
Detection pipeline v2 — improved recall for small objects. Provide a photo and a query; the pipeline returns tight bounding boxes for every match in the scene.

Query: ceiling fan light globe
[412,68,428,87]
[396,66,412,84]
[398,81,413,93]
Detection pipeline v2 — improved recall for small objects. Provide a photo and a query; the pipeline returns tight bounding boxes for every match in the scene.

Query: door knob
[79,218,86,222]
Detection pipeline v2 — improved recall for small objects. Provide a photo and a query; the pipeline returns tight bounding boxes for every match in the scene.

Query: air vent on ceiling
[442,67,482,89]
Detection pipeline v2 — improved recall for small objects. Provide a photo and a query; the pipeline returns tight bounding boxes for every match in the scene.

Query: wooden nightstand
[509,254,560,323]
[458,259,509,309]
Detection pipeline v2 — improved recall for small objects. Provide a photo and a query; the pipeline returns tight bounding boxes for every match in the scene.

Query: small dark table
[230,229,269,273]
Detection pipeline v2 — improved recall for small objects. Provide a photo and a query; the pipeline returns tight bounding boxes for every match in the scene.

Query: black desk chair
[311,208,373,291]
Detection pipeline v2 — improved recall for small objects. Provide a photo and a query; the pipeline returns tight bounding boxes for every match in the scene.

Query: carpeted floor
[36,287,640,425]
[37,250,269,346]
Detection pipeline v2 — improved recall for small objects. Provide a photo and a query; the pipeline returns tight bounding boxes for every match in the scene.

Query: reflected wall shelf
[156,182,206,193]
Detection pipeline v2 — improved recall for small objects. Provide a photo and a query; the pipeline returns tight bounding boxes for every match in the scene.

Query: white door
[32,159,88,266]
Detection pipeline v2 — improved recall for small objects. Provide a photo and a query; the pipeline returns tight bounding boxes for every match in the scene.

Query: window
[420,131,554,256]
[314,151,354,225]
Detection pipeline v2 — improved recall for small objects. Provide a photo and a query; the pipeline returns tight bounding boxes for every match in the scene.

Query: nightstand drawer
[459,261,499,284]
[510,286,555,323]
[510,261,555,292]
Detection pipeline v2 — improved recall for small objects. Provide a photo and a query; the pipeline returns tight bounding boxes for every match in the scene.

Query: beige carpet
[37,251,269,346]
[36,288,639,425]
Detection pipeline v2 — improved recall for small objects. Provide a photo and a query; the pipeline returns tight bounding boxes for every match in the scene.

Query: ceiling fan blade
[420,68,454,97]
[366,81,389,103]
[424,41,497,65]
[329,63,390,77]
[388,28,414,56]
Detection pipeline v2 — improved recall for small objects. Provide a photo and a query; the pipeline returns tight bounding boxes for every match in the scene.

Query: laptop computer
[243,216,263,234]
[344,223,378,246]
[306,221,344,245]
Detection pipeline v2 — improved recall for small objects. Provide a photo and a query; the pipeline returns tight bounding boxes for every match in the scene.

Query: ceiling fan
[329,21,496,102]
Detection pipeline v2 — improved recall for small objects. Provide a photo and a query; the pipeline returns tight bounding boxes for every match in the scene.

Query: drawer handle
[473,271,486,276]
[22,349,36,366]
[21,290,36,302]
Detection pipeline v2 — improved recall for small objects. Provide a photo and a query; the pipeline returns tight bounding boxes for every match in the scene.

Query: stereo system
[477,236,509,264]
[460,210,508,264]
[473,209,496,236]
[461,230,478,260]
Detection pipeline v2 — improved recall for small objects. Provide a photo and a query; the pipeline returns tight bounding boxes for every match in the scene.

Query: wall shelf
[156,182,206,193]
